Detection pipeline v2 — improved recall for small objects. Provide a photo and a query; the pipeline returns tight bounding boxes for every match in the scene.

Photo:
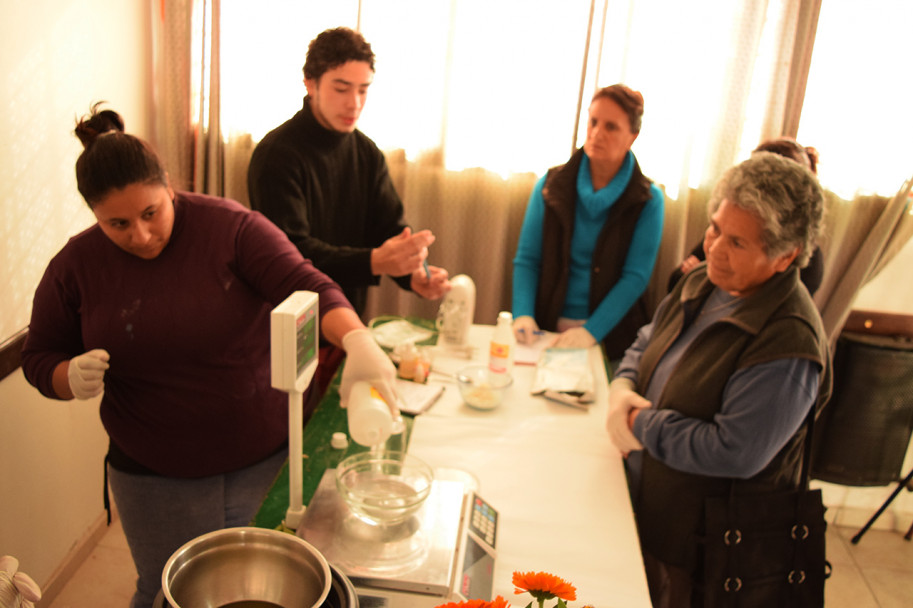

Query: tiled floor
[43,517,913,607]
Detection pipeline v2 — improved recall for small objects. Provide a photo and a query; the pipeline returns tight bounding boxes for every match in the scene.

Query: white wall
[0,0,153,589]
[854,226,913,314]
[0,372,107,583]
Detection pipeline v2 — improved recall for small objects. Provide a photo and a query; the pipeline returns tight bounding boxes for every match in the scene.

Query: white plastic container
[346,381,403,447]
[489,311,516,374]
[436,274,476,346]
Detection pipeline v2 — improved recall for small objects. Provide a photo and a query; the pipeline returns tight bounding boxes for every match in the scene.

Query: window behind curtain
[797,0,913,199]
[218,0,602,178]
[219,0,360,142]
[216,0,910,199]
[360,0,595,176]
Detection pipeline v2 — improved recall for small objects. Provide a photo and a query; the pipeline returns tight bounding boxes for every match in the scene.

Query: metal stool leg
[852,467,913,544]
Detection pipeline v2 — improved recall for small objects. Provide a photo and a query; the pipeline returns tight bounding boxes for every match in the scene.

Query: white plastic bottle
[489,311,516,375]
[347,382,403,447]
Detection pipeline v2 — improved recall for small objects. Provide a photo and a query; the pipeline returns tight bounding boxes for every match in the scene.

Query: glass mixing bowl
[335,451,434,526]
[456,364,513,410]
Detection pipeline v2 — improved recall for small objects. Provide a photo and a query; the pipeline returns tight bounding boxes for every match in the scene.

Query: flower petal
[511,570,577,601]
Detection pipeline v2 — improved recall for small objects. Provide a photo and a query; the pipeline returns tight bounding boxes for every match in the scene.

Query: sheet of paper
[394,378,445,415]
[513,331,558,365]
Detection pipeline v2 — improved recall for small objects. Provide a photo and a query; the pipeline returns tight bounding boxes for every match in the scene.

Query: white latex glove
[552,326,597,349]
[606,377,651,455]
[0,555,42,608]
[512,315,540,344]
[339,329,399,415]
[67,349,110,400]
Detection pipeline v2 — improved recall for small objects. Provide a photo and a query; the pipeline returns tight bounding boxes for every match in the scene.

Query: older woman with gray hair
[606,152,832,607]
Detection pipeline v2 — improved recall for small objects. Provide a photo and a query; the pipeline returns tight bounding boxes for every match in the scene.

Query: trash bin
[812,330,913,486]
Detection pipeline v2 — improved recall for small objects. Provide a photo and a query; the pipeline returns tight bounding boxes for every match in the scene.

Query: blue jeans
[107,448,286,608]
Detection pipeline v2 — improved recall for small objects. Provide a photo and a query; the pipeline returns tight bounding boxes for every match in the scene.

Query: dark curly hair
[303,27,375,81]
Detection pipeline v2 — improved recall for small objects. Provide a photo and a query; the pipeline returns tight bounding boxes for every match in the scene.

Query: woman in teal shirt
[512,84,664,360]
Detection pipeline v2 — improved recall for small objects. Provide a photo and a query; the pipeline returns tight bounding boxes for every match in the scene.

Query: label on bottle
[489,342,511,373]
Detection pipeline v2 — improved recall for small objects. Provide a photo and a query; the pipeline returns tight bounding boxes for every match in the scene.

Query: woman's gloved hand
[0,555,42,608]
[552,326,596,349]
[339,329,399,415]
[606,377,650,456]
[67,349,110,399]
[512,315,540,344]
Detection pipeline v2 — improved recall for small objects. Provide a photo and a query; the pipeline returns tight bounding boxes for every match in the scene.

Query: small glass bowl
[455,364,513,410]
[335,451,433,526]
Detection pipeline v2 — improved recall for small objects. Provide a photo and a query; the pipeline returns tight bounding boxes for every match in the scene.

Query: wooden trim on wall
[0,328,28,381]
[36,511,113,608]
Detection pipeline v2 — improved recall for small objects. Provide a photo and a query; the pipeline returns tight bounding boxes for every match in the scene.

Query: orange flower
[435,596,511,608]
[512,571,577,602]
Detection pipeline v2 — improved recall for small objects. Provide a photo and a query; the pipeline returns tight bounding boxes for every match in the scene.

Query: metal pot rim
[161,526,332,608]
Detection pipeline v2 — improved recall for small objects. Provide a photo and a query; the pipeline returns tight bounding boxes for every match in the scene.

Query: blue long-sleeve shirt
[512,151,664,342]
[616,288,819,480]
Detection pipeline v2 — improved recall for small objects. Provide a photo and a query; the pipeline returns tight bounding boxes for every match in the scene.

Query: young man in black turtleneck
[248,26,450,317]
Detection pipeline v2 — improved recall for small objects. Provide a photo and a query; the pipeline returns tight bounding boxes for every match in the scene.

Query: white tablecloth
[407,325,652,607]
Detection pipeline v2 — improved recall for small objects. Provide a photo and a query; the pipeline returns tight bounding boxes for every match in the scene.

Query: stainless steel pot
[326,564,359,608]
[161,527,331,608]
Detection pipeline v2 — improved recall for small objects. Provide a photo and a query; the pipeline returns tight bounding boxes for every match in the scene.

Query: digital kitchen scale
[298,469,498,605]
[271,290,320,530]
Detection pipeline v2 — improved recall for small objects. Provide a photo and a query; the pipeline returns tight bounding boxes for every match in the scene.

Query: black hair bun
[74,101,125,149]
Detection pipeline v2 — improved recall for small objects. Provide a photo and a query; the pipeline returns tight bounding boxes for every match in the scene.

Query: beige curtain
[191,0,223,196]
[151,0,194,191]
[364,153,537,327]
[152,0,253,203]
[815,178,913,343]
[643,187,714,312]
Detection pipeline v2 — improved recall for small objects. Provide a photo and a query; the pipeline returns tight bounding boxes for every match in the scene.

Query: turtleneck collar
[577,150,635,215]
[300,95,352,147]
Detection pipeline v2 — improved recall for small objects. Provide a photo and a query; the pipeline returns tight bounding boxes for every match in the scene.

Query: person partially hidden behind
[607,152,832,608]
[21,105,399,608]
[667,137,824,295]
[248,26,450,318]
[511,84,664,360]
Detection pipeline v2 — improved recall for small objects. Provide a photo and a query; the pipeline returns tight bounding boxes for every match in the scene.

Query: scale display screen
[271,291,319,393]
[295,311,317,378]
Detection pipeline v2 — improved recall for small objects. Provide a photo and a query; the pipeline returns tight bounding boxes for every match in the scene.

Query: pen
[422,259,431,281]
[518,328,546,336]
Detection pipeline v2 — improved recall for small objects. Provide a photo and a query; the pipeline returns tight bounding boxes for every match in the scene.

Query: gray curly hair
[707,151,824,268]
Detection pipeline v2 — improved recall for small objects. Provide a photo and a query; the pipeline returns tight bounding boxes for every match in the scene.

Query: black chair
[850,467,913,543]
[811,311,913,543]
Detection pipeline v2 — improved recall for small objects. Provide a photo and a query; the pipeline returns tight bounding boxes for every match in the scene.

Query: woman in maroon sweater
[21,105,397,608]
